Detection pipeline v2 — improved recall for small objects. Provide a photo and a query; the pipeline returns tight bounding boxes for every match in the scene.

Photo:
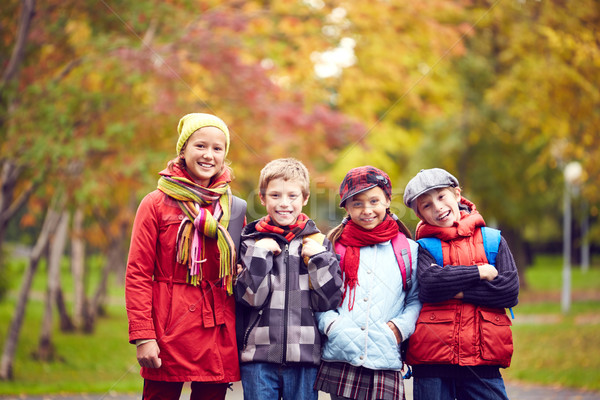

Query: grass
[502,254,600,392]
[0,253,599,395]
[0,302,141,395]
[0,257,141,395]
[505,321,600,391]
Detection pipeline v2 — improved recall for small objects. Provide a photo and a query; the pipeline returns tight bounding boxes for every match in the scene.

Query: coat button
[495,316,500,321]
[430,314,436,320]
[364,297,368,302]
[359,355,364,360]
[179,214,184,220]
[189,304,196,312]
[361,326,366,331]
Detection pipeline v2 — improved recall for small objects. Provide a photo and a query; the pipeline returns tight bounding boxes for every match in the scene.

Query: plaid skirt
[315,361,404,400]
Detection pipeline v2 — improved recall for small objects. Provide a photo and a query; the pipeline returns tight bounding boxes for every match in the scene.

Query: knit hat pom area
[176,113,230,156]
[338,166,392,207]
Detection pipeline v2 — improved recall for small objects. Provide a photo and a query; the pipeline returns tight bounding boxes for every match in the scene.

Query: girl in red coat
[126,113,246,400]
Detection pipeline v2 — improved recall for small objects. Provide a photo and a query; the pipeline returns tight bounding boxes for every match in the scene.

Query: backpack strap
[391,233,412,291]
[417,228,502,267]
[303,232,326,266]
[418,237,443,266]
[481,226,514,318]
[334,241,347,263]
[481,227,501,266]
[227,196,247,255]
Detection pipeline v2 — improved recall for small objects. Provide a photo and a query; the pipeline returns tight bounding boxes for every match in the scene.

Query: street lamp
[562,161,582,314]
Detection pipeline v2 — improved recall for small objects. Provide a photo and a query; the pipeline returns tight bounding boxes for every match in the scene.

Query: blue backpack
[417,226,501,267]
[417,227,514,319]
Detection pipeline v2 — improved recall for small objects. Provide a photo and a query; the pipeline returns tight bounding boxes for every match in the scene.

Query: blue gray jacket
[316,239,421,370]
[235,219,343,366]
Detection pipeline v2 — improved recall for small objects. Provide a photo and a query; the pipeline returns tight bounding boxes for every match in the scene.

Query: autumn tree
[1,0,367,379]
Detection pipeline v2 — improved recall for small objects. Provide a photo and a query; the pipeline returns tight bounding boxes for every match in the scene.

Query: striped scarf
[157,170,236,295]
[255,213,309,242]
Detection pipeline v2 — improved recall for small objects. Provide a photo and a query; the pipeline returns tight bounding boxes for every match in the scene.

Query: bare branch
[1,0,36,86]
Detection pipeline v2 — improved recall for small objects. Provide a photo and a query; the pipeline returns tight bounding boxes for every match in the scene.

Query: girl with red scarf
[315,166,423,400]
[126,113,246,400]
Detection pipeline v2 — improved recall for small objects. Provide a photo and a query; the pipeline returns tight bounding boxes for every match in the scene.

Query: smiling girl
[315,166,423,400]
[126,113,246,400]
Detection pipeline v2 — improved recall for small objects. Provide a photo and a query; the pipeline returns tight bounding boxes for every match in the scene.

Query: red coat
[407,201,513,368]
[125,168,240,383]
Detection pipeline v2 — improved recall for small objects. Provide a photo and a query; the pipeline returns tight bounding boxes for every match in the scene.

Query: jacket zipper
[282,243,289,364]
[242,309,263,350]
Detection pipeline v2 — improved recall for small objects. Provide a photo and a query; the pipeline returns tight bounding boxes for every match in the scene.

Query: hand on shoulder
[301,237,326,258]
[255,238,281,255]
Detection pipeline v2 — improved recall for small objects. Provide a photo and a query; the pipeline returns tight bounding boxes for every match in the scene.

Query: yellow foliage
[65,19,92,52]
[131,83,153,106]
[85,72,103,92]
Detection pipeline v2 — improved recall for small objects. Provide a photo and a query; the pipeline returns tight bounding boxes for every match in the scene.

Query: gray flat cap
[403,168,459,208]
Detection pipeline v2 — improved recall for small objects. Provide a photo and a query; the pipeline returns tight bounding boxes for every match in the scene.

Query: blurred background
[0,0,598,397]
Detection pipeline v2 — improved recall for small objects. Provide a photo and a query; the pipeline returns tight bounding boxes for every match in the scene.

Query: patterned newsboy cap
[339,166,392,207]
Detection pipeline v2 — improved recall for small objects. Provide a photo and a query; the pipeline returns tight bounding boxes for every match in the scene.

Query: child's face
[181,126,227,186]
[344,186,390,231]
[416,187,461,228]
[260,178,309,227]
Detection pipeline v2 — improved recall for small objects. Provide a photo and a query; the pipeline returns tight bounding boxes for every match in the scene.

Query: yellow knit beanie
[176,113,230,156]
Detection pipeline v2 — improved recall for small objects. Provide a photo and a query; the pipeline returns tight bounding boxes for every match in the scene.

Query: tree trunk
[83,234,122,332]
[71,207,86,329]
[0,160,36,267]
[1,0,35,85]
[53,212,74,332]
[36,210,69,360]
[114,193,138,287]
[82,265,109,333]
[0,0,37,265]
[56,287,75,332]
[0,200,62,380]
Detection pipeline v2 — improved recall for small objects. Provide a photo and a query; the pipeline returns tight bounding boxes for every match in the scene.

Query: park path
[2,380,600,400]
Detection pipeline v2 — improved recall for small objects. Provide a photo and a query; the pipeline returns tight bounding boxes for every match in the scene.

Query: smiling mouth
[199,162,214,168]
[437,210,451,220]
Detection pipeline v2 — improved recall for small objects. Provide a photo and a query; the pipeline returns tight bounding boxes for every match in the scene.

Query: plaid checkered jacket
[235,219,343,366]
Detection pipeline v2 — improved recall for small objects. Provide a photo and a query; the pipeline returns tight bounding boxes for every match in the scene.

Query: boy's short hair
[403,168,459,212]
[259,158,310,198]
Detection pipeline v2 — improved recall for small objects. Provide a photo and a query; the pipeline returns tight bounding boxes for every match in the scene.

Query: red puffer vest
[406,200,513,368]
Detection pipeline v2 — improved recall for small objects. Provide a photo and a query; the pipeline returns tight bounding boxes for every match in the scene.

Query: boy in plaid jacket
[235,158,343,400]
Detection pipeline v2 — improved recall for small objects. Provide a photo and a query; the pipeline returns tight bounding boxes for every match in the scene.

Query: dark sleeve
[461,237,520,308]
[417,245,481,303]
[234,237,274,309]
[306,237,343,312]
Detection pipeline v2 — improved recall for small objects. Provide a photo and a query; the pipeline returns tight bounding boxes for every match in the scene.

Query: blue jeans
[240,362,318,400]
[413,377,509,400]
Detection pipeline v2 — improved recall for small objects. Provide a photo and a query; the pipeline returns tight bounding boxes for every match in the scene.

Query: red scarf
[337,215,400,310]
[255,213,309,242]
[415,196,486,241]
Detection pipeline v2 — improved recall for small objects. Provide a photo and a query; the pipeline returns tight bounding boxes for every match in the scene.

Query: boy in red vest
[403,168,519,400]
